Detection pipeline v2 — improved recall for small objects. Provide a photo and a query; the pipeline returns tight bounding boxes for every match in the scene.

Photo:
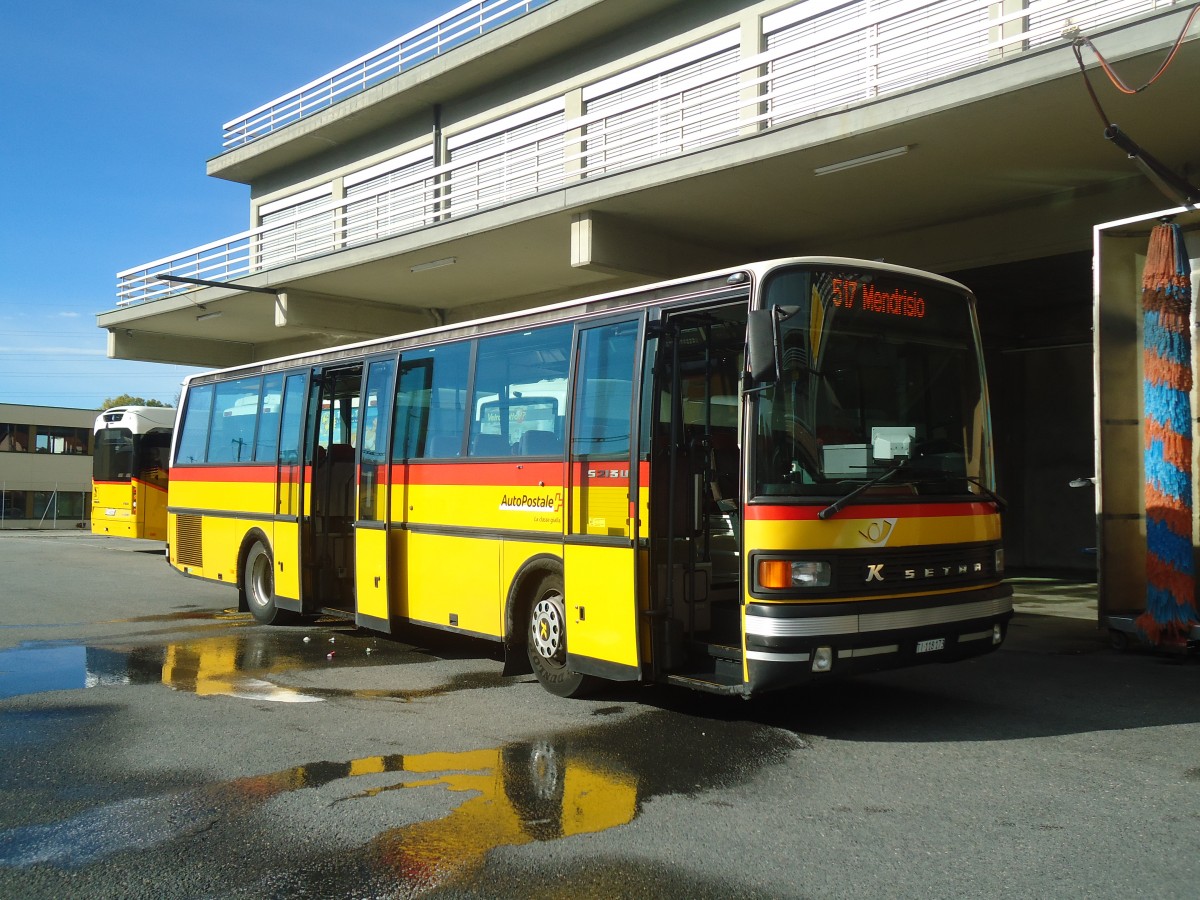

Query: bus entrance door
[651,305,747,690]
[305,365,363,615]
[562,316,645,682]
[353,356,398,632]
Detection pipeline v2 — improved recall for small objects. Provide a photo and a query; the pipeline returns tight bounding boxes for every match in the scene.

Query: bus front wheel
[526,573,596,698]
[243,541,294,626]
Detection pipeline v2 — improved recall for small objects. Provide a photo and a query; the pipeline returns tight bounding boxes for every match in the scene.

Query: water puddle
[0,711,802,891]
[0,628,450,703]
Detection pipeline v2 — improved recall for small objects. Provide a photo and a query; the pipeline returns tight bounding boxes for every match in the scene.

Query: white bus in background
[92,406,176,540]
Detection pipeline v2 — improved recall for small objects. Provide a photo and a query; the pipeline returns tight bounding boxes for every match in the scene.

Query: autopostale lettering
[500,492,560,511]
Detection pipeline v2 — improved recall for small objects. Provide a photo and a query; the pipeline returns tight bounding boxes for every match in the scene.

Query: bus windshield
[93,429,171,487]
[752,265,990,501]
[93,429,135,482]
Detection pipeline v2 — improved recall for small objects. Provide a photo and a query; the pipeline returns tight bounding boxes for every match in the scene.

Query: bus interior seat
[518,429,561,456]
[470,433,510,457]
[426,433,463,457]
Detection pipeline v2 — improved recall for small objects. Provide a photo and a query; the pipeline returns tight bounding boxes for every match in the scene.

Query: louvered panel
[174,514,203,568]
[1027,0,1153,47]
[585,42,740,176]
[874,0,989,93]
[766,2,870,127]
[258,193,334,268]
[345,157,437,244]
[447,111,565,215]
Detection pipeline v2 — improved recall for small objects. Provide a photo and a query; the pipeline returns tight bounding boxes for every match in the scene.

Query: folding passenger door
[273,370,309,611]
[354,354,398,631]
[563,314,646,681]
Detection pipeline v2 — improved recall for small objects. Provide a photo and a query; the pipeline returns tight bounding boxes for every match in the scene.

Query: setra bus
[166,258,1012,697]
[92,406,175,540]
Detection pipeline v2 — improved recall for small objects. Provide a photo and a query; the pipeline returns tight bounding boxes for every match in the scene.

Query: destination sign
[829,277,926,319]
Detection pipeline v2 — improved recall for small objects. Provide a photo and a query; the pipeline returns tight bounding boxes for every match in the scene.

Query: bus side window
[253,373,285,463]
[175,384,215,464]
[277,372,306,465]
[394,343,470,460]
[207,376,263,464]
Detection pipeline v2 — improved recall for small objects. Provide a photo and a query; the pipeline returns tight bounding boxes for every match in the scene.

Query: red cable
[1075,3,1200,95]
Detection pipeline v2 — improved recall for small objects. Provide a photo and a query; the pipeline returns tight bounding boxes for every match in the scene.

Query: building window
[0,423,30,452]
[1,490,26,519]
[33,491,90,521]
[34,426,90,455]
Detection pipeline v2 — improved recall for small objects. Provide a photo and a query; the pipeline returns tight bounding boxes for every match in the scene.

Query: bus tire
[243,540,294,626]
[526,572,596,698]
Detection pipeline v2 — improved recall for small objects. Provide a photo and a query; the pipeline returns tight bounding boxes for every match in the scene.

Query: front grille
[750,542,999,600]
[174,514,203,568]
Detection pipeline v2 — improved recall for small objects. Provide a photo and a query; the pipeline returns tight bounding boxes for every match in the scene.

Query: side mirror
[747,309,779,384]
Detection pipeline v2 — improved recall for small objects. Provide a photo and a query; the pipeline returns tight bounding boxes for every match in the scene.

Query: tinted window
[175,384,214,464]
[572,321,637,458]
[207,376,263,463]
[277,372,307,465]
[393,342,471,460]
[253,372,285,462]
[469,325,570,457]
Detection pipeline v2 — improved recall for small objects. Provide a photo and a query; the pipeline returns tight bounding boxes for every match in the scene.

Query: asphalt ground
[0,531,1197,900]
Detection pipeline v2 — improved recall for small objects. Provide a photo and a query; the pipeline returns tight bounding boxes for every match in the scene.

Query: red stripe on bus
[744,502,995,521]
[174,458,650,488]
[170,465,277,483]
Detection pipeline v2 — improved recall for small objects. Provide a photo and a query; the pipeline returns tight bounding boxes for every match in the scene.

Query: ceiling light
[814,145,911,176]
[410,257,457,273]
[196,310,223,321]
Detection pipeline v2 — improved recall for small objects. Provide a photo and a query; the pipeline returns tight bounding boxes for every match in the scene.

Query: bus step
[694,641,741,661]
[664,671,746,696]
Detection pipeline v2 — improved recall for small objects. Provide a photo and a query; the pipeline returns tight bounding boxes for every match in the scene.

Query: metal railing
[119,0,1176,307]
[221,0,553,150]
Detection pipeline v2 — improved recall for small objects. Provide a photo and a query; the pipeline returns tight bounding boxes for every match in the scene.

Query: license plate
[916,637,946,653]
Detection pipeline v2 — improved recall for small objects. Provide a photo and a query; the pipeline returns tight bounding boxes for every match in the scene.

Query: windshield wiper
[965,476,1008,511]
[818,458,908,520]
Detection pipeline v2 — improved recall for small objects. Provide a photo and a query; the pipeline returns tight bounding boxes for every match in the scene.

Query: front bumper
[744,583,1013,692]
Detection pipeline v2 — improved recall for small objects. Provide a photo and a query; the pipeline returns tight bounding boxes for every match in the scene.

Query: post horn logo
[859,518,897,545]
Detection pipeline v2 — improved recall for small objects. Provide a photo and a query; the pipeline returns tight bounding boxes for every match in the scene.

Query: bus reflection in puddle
[0,630,442,703]
[222,714,794,893]
[230,742,640,891]
[161,634,324,702]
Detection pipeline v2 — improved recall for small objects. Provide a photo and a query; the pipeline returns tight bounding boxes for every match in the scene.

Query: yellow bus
[92,406,175,540]
[167,258,1012,697]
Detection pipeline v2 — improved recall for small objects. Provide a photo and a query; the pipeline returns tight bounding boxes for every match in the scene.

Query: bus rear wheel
[526,573,596,698]
[243,541,294,625]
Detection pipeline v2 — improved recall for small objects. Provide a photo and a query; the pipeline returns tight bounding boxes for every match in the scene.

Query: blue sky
[0,0,451,410]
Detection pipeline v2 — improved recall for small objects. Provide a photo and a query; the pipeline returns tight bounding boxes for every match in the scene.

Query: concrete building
[97,0,1200,580]
[0,404,94,529]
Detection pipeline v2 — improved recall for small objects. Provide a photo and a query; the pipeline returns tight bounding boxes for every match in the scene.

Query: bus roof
[95,406,178,433]
[181,257,973,388]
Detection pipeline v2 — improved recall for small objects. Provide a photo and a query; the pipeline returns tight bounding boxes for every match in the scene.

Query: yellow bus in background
[92,406,175,540]
[166,259,1012,698]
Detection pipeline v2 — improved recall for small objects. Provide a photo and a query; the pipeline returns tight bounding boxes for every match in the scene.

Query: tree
[100,394,170,410]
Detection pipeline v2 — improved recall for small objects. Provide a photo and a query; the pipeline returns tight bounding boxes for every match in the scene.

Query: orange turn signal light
[758,560,794,589]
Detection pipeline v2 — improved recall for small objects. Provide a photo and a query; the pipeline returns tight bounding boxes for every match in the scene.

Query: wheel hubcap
[531,595,564,662]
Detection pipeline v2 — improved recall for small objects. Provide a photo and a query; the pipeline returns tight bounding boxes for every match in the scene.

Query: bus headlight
[757,559,831,589]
